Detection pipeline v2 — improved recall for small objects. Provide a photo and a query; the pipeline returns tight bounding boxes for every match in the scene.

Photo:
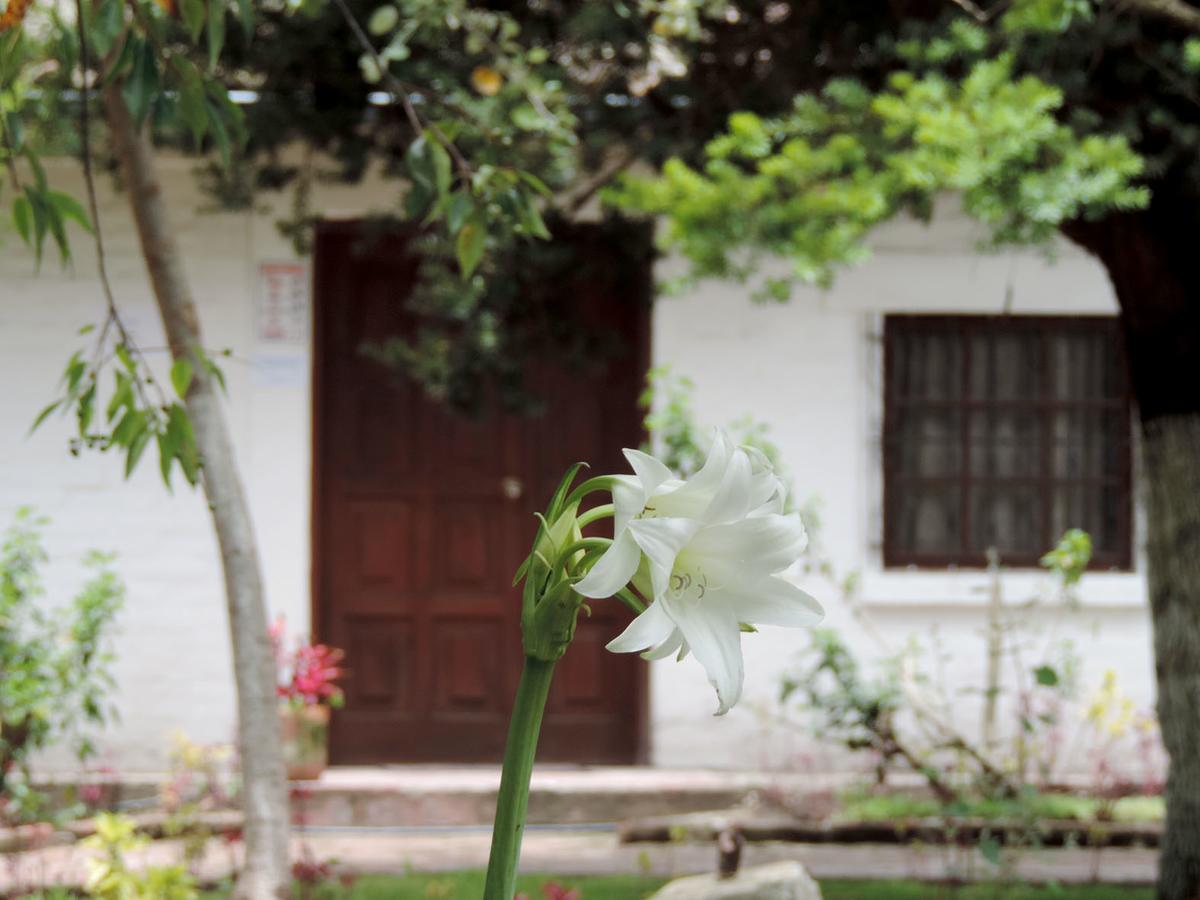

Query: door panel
[312,222,651,764]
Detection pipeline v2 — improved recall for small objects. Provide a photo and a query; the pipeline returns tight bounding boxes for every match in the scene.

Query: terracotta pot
[279,703,330,781]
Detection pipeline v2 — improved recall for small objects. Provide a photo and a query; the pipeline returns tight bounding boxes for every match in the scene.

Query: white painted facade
[0,158,1153,775]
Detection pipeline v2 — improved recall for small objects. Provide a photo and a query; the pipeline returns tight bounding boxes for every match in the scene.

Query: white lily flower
[576,430,823,715]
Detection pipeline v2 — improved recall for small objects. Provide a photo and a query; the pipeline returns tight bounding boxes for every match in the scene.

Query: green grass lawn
[211,873,1153,899]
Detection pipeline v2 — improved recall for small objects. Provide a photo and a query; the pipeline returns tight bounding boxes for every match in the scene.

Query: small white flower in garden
[575,431,823,715]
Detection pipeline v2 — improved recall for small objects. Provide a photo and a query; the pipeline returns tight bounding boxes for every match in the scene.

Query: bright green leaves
[0,511,123,825]
[8,161,93,267]
[1040,528,1093,588]
[611,54,1147,298]
[32,339,216,490]
[403,130,551,277]
[1001,0,1093,34]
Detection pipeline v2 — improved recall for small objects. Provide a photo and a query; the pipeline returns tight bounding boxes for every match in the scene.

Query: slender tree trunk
[1066,207,1200,900]
[102,86,291,899]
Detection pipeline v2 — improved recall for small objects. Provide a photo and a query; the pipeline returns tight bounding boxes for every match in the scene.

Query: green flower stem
[576,503,614,529]
[564,475,619,510]
[484,655,557,899]
[553,536,611,570]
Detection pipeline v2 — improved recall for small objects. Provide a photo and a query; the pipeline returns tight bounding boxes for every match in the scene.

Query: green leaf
[106,372,133,422]
[77,382,96,435]
[404,136,437,192]
[206,98,232,168]
[89,0,124,57]
[47,191,93,234]
[166,404,200,485]
[176,60,209,147]
[125,424,152,478]
[4,111,23,152]
[12,196,32,246]
[170,358,194,398]
[455,215,486,278]
[157,431,176,487]
[516,190,551,239]
[1034,665,1060,687]
[114,343,136,374]
[444,190,473,235]
[180,0,206,43]
[979,836,1002,866]
[427,133,453,200]
[121,38,160,127]
[111,408,144,447]
[65,352,87,392]
[29,401,60,434]
[235,0,254,42]
[207,0,226,71]
[367,5,398,35]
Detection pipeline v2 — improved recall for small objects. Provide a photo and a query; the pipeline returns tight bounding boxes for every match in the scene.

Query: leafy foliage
[613,54,1147,296]
[83,812,198,900]
[32,338,222,489]
[0,509,123,823]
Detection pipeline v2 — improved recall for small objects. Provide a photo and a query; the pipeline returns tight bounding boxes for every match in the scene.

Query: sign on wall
[255,261,310,345]
[253,261,310,387]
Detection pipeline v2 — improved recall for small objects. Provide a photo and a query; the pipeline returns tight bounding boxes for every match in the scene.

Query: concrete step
[288,766,827,828]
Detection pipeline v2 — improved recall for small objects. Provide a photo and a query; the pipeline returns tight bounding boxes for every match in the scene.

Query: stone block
[649,860,822,900]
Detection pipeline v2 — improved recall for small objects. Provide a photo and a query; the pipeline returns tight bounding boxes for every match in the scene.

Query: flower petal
[623,448,674,498]
[628,516,700,601]
[726,576,825,627]
[641,627,684,661]
[652,430,732,519]
[698,446,754,524]
[610,475,643,535]
[606,600,676,654]
[661,592,744,715]
[574,529,641,599]
[688,512,808,582]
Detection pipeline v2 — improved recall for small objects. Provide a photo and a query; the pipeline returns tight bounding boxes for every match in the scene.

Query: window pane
[970,409,1042,477]
[1052,410,1124,478]
[1050,330,1121,401]
[892,485,961,557]
[892,329,962,400]
[891,409,962,476]
[970,331,1043,401]
[1052,483,1123,559]
[969,485,1042,557]
[884,315,1130,568]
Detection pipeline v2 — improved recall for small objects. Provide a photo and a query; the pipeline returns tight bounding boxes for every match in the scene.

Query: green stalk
[483,656,557,899]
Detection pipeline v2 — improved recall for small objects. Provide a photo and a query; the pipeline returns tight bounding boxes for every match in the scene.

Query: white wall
[0,158,399,771]
[647,203,1156,775]
[0,166,1155,775]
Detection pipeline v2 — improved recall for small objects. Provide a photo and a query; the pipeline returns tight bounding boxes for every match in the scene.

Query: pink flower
[272,616,346,707]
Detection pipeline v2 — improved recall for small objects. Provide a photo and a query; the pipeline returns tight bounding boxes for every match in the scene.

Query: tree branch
[557,144,638,217]
[1109,0,1200,33]
[73,0,165,413]
[328,0,474,183]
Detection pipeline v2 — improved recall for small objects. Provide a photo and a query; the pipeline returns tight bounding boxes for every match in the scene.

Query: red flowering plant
[269,617,346,709]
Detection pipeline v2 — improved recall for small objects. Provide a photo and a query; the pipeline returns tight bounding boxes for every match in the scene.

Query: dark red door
[311,222,651,764]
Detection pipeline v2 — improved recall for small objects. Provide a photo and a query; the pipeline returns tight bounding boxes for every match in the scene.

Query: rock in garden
[648,860,822,900]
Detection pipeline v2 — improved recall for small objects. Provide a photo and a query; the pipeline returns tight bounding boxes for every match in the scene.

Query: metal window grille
[882,315,1133,569]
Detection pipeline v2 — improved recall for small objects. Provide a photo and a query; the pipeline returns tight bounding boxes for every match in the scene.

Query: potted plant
[270,618,345,781]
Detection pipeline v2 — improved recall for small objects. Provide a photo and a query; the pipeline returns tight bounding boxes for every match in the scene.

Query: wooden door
[311,222,651,764]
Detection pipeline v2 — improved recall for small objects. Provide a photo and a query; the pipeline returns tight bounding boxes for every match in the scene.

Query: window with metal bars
[883,315,1133,569]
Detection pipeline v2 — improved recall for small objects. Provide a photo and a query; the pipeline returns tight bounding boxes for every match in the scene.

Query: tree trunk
[102,86,291,899]
[1065,208,1200,900]
[1144,416,1200,900]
